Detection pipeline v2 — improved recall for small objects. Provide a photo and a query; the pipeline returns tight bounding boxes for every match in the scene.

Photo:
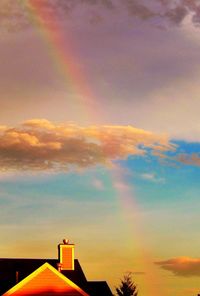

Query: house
[0,240,113,296]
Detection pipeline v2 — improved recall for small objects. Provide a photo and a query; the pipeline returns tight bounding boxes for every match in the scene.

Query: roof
[0,258,113,296]
[87,281,113,296]
[3,262,89,296]
[0,258,87,295]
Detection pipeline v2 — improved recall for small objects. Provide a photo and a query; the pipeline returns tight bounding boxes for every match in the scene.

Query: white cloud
[140,173,165,183]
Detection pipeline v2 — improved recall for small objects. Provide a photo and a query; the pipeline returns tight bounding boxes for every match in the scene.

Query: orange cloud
[155,257,200,277]
[0,119,174,171]
[177,153,200,166]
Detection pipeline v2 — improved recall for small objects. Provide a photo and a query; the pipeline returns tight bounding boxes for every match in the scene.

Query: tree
[115,273,138,296]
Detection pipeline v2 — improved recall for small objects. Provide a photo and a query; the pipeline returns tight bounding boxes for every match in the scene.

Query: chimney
[58,239,75,271]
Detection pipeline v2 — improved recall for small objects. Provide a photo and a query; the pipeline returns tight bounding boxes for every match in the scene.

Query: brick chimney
[58,239,75,271]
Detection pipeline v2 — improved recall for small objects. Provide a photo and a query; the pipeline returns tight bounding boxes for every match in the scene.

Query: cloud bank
[0,119,173,171]
[1,0,200,32]
[155,257,200,277]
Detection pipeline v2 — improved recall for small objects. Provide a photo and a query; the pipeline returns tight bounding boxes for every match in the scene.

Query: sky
[0,0,200,295]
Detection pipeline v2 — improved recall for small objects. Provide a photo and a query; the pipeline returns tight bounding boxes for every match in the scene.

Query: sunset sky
[0,1,200,295]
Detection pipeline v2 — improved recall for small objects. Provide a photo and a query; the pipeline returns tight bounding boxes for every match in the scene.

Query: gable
[3,263,89,296]
[0,258,88,295]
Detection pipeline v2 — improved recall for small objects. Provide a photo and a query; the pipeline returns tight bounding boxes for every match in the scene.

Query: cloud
[0,119,173,171]
[182,0,200,25]
[122,0,200,26]
[140,173,165,183]
[0,0,114,32]
[176,153,200,166]
[1,0,200,32]
[121,0,157,20]
[155,257,200,277]
[164,4,188,25]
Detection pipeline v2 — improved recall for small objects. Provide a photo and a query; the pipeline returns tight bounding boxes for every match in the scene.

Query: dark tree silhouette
[115,273,138,296]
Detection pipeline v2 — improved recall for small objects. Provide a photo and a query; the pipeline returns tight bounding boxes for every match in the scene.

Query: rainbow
[25,0,101,123]
[111,168,166,295]
[23,1,167,295]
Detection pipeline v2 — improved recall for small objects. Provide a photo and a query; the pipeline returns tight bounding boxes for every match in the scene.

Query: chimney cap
[63,238,69,245]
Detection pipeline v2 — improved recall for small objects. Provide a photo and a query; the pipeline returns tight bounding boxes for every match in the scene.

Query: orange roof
[3,262,89,296]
